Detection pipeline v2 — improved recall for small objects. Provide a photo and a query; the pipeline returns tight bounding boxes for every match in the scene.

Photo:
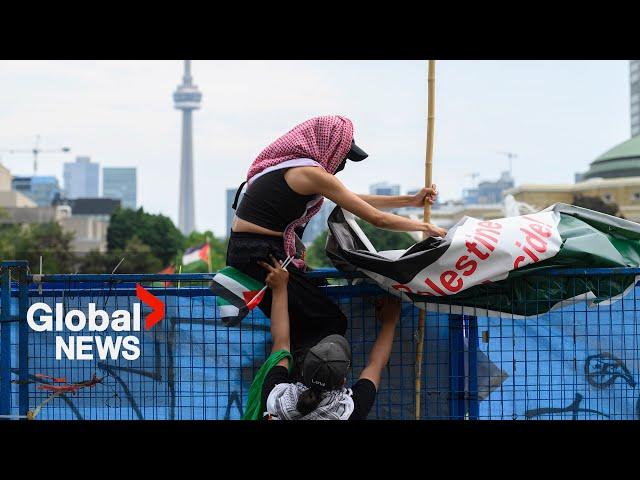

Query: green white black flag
[209,266,265,326]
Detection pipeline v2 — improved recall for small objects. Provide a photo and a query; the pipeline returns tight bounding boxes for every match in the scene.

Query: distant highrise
[103,167,137,209]
[302,200,336,245]
[174,60,202,235]
[463,171,514,205]
[370,181,400,196]
[631,61,640,137]
[11,176,61,207]
[63,156,99,199]
[225,187,242,236]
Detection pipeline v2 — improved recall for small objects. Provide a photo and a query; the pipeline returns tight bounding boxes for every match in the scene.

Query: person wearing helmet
[256,256,401,420]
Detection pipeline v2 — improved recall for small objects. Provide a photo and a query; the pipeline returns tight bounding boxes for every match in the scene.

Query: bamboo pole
[415,60,436,420]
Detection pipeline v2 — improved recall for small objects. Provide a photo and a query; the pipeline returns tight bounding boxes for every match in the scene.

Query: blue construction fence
[0,260,639,420]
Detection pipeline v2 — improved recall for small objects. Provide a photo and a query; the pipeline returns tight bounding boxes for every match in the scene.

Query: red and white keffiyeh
[246,115,354,268]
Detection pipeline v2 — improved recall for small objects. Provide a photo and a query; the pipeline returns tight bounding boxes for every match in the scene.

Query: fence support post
[466,315,479,420]
[0,265,12,417]
[16,263,29,417]
[448,314,466,419]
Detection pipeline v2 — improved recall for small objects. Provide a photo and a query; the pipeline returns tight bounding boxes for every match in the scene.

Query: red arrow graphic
[136,284,165,330]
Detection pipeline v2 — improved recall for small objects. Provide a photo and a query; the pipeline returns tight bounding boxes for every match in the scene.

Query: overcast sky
[0,60,630,236]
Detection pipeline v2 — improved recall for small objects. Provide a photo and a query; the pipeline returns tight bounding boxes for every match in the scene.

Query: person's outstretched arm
[357,185,439,210]
[359,296,402,389]
[285,167,447,237]
[258,255,291,369]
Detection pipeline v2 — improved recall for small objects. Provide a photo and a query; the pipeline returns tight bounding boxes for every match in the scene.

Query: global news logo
[26,284,164,361]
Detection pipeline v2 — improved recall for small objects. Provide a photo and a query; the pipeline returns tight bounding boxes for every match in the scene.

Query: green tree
[115,236,164,274]
[13,222,76,273]
[77,249,114,274]
[107,208,183,265]
[78,236,163,274]
[357,220,415,251]
[305,220,416,269]
[305,230,331,268]
[0,224,21,261]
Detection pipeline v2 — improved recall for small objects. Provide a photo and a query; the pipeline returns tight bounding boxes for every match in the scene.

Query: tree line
[0,207,228,274]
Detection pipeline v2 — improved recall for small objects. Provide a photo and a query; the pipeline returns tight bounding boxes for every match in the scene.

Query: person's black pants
[226,231,347,375]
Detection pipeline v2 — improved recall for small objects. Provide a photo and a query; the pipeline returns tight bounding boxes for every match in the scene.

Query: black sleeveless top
[235,168,317,232]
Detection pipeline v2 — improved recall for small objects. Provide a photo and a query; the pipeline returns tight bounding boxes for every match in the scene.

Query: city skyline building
[631,61,640,137]
[103,167,137,209]
[63,156,99,199]
[369,181,401,196]
[463,171,514,205]
[11,175,61,207]
[226,187,240,236]
[174,60,202,235]
[302,199,336,245]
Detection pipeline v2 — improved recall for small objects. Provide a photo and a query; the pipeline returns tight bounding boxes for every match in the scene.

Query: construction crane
[1,135,71,174]
[462,172,480,204]
[466,171,480,188]
[497,151,518,178]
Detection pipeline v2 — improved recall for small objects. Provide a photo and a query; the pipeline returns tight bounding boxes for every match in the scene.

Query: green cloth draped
[242,349,293,420]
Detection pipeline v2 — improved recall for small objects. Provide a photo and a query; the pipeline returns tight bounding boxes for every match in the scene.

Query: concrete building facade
[506,177,640,222]
[0,163,38,209]
[59,215,110,253]
[0,163,11,191]
[0,205,70,224]
[0,191,37,208]
[631,60,640,137]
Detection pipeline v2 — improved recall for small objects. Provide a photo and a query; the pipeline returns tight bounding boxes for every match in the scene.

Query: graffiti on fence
[584,352,636,389]
[524,393,610,419]
[478,298,640,420]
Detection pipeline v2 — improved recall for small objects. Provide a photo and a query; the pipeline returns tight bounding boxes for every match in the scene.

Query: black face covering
[335,159,348,174]
[334,139,368,174]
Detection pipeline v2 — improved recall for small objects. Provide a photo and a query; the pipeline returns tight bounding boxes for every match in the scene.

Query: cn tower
[173,60,202,235]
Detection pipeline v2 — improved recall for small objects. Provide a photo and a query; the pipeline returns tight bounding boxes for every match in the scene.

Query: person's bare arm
[258,256,291,368]
[357,185,438,210]
[359,297,401,389]
[285,167,447,237]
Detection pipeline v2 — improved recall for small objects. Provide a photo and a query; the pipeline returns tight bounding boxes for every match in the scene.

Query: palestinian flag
[182,243,210,273]
[326,203,640,317]
[210,266,265,326]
